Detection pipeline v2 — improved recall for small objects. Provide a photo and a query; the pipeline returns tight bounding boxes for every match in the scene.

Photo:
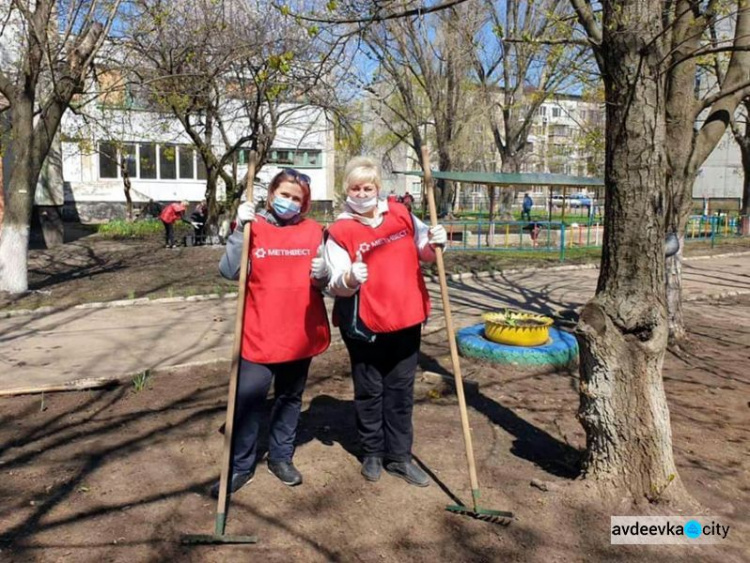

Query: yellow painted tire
[482,312,554,347]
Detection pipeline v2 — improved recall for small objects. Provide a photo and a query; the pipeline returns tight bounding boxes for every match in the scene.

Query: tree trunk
[575,1,685,502]
[498,155,520,220]
[486,185,496,246]
[666,237,687,345]
[437,150,453,217]
[205,169,220,226]
[121,165,133,222]
[0,149,4,230]
[0,102,40,293]
[664,172,694,347]
[740,135,750,233]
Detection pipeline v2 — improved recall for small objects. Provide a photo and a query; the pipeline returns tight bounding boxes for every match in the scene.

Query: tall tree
[663,0,750,345]
[568,0,750,501]
[123,0,341,220]
[0,0,123,293]
[729,98,750,227]
[568,0,687,501]
[357,5,478,214]
[468,0,589,218]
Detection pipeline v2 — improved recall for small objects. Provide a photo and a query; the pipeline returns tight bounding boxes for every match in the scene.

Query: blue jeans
[231,357,311,472]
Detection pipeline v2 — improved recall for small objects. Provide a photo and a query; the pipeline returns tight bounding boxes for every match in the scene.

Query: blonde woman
[325,156,447,486]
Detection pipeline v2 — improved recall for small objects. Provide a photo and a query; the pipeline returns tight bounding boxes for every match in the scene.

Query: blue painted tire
[456,323,578,370]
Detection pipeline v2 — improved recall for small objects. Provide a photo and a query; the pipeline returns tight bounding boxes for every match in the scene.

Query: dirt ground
[3,226,750,311]
[1,296,747,562]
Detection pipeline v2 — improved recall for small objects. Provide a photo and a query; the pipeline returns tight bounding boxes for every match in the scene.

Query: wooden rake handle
[421,147,482,508]
[215,150,257,533]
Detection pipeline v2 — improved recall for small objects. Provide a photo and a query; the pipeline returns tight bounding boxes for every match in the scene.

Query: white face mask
[346,195,377,214]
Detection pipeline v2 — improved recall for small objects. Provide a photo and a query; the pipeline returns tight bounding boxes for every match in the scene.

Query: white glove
[346,251,368,287]
[310,244,329,280]
[190,221,200,229]
[428,224,447,247]
[236,202,256,229]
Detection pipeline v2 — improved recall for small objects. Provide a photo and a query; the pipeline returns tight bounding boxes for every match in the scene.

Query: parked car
[550,193,593,208]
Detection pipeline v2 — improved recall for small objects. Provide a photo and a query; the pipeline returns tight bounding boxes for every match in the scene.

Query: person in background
[159,200,194,249]
[401,191,415,212]
[212,168,330,497]
[324,156,447,488]
[190,199,208,244]
[522,193,533,222]
[387,190,399,203]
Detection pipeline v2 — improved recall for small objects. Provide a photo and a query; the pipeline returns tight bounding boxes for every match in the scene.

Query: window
[551,106,561,118]
[178,146,195,179]
[267,148,322,168]
[268,149,293,165]
[535,106,547,117]
[99,142,118,178]
[293,150,321,167]
[139,143,157,179]
[160,144,177,179]
[97,141,209,180]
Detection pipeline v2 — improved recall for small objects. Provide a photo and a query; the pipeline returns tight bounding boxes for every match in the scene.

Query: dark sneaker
[385,460,430,487]
[209,469,254,498]
[361,456,383,482]
[268,460,303,486]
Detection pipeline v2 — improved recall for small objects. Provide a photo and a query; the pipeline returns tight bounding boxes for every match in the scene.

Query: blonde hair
[344,156,382,192]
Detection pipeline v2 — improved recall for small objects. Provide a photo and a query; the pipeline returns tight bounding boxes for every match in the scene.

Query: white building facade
[59,102,335,222]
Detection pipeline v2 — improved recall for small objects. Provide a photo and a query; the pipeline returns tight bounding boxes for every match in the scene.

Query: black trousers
[231,357,311,473]
[162,220,175,246]
[341,324,421,462]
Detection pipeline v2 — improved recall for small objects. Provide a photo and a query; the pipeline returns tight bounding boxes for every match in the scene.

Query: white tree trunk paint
[0,224,30,293]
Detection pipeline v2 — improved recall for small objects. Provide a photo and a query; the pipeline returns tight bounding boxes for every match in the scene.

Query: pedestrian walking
[522,193,533,222]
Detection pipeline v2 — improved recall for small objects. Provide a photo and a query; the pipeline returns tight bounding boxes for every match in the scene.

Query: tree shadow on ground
[418,352,581,479]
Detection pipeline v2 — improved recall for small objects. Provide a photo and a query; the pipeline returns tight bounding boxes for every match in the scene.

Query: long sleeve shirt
[219,210,329,289]
[325,200,436,298]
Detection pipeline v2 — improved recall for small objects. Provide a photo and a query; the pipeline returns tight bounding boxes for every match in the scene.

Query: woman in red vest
[213,168,330,497]
[325,156,447,487]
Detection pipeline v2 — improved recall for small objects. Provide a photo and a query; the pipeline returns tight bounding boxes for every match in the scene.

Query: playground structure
[395,169,748,261]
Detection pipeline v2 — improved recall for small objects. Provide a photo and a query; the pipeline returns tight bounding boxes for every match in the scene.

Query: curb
[3,251,750,319]
[684,288,750,302]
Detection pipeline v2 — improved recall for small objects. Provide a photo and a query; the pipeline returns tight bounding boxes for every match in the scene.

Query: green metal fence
[441,214,748,262]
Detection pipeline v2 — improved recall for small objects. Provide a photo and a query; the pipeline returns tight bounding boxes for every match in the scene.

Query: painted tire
[456,323,578,371]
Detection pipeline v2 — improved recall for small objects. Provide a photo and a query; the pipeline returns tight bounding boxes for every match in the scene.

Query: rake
[181,152,259,545]
[421,147,513,525]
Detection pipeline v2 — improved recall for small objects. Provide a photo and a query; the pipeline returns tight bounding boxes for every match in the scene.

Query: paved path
[1,253,748,394]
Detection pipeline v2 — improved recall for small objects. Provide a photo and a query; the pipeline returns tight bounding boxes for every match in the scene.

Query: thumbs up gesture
[310,243,329,280]
[346,251,369,287]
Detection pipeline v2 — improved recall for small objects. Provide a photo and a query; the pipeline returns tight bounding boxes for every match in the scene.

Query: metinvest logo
[611,516,730,545]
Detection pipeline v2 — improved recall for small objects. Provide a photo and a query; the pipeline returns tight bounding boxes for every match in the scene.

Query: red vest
[328,202,430,333]
[242,217,330,363]
[160,203,186,224]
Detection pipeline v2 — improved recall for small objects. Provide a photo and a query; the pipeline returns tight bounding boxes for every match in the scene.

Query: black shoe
[385,460,430,487]
[267,460,303,486]
[209,469,254,498]
[361,456,383,482]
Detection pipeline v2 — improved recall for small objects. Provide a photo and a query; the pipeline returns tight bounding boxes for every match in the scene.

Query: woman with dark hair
[213,168,330,497]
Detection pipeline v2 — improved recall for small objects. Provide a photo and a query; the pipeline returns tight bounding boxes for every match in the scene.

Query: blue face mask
[271,195,301,219]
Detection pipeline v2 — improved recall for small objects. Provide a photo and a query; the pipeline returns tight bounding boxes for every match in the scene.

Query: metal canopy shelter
[394,170,604,188]
[394,170,604,222]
